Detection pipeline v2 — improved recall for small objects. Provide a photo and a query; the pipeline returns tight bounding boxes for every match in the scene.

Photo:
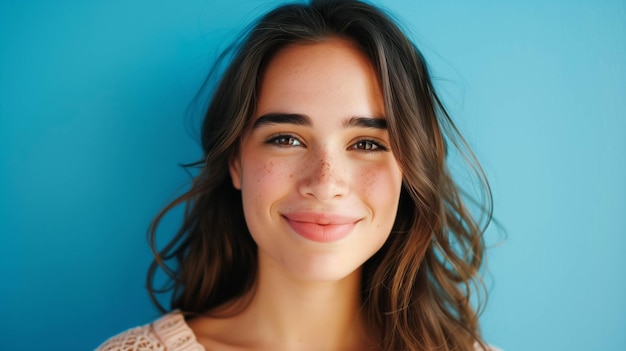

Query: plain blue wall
[1,0,624,350]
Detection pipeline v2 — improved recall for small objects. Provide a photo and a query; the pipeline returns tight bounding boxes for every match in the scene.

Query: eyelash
[350,139,389,152]
[264,134,389,152]
[265,134,303,147]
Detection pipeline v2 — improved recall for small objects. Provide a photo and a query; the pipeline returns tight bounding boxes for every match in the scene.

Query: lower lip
[284,218,356,243]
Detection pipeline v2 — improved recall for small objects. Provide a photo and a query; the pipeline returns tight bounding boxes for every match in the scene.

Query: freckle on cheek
[361,171,375,188]
[260,161,273,176]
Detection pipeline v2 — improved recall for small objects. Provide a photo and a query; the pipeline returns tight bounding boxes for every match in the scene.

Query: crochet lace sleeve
[95,312,204,351]
[95,324,166,351]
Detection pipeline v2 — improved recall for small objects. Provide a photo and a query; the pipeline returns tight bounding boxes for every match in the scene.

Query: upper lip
[282,211,361,225]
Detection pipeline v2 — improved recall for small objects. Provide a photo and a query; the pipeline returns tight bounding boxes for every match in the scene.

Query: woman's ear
[229,154,242,190]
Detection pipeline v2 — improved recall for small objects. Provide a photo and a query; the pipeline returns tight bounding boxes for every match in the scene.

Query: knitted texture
[96,311,205,351]
[96,311,501,351]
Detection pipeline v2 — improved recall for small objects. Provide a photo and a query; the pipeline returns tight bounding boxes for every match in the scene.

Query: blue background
[1,0,624,350]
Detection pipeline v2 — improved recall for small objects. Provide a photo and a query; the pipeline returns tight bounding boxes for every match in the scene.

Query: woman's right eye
[265,134,303,147]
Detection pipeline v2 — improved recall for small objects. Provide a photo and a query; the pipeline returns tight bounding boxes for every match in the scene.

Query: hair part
[147,1,493,350]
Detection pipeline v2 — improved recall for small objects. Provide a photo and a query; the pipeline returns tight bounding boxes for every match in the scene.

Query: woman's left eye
[350,140,387,151]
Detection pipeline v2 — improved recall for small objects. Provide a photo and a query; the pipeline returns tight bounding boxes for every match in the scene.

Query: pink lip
[282,212,359,243]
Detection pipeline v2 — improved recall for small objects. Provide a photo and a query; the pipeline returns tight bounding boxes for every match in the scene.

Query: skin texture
[230,38,403,284]
[187,39,403,350]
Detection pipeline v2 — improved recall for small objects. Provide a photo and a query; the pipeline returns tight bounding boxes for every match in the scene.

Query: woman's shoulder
[95,310,205,351]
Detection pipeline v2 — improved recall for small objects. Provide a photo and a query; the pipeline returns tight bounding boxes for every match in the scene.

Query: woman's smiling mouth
[282,212,360,243]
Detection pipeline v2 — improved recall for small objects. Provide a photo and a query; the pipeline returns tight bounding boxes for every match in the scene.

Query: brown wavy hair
[147,0,493,350]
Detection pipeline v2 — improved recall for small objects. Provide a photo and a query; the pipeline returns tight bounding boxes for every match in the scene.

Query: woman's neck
[189,254,377,350]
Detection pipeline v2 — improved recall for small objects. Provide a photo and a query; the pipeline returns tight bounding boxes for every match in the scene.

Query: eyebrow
[343,116,387,129]
[252,113,311,128]
[252,113,387,130]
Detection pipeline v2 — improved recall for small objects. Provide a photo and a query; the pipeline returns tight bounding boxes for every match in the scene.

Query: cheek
[357,161,403,218]
[242,158,294,204]
[359,161,402,194]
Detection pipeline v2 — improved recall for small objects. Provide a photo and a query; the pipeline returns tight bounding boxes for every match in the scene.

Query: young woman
[97,0,494,350]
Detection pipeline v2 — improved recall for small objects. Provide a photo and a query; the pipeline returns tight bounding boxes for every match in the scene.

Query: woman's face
[230,39,403,282]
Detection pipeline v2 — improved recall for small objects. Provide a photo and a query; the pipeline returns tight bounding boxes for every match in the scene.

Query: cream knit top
[96,311,501,351]
[96,311,205,351]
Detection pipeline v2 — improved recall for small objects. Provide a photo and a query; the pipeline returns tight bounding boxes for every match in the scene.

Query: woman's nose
[298,149,348,201]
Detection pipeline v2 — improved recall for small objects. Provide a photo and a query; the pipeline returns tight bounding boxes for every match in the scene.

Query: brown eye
[266,134,302,147]
[351,139,386,151]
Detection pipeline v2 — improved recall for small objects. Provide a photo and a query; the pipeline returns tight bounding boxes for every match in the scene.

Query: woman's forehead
[253,38,384,122]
